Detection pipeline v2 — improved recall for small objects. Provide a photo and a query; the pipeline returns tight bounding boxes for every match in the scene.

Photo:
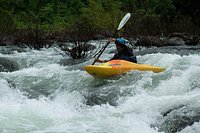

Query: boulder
[167,37,185,46]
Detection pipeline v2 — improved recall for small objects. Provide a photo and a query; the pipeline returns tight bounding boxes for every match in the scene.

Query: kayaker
[95,36,137,63]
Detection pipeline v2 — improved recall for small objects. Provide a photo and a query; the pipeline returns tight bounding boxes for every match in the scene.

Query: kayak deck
[84,60,165,78]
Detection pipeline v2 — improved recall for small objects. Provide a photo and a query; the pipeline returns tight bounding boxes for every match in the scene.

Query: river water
[0,43,200,133]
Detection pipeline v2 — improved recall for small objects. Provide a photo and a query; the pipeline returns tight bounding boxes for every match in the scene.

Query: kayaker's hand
[109,38,116,42]
[95,58,105,63]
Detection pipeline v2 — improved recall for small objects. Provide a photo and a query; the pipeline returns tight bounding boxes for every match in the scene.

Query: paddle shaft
[92,30,117,65]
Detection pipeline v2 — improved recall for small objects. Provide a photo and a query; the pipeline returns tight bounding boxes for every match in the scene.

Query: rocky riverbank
[1,32,199,48]
[134,33,200,47]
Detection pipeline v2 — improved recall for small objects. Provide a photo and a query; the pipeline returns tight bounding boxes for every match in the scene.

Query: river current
[0,43,200,133]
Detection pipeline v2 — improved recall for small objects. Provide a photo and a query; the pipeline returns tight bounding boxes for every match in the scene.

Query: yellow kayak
[84,60,165,78]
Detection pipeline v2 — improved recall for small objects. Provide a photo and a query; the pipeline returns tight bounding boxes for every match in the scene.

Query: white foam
[0,48,200,132]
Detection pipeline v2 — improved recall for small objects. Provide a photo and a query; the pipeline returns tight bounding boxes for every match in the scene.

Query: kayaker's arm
[95,58,108,63]
[109,37,116,42]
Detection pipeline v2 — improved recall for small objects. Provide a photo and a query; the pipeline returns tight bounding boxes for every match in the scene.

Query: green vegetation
[0,0,199,47]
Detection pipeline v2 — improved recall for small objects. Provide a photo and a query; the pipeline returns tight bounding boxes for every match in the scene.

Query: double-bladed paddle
[92,13,131,65]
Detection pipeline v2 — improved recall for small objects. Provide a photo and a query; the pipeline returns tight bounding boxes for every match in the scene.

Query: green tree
[81,0,123,33]
[0,9,15,44]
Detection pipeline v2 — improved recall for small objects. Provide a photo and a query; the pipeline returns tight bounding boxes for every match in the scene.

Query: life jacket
[111,54,137,63]
[115,37,133,56]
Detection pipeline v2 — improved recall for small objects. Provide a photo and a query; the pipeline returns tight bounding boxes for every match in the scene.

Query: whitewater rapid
[0,45,200,133]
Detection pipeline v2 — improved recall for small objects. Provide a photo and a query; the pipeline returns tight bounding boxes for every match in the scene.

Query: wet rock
[0,57,19,72]
[0,35,16,46]
[135,36,166,47]
[167,37,185,46]
[185,36,200,45]
[157,105,200,133]
[0,45,27,54]
[169,32,199,45]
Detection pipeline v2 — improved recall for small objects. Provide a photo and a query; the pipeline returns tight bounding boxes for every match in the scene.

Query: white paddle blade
[117,13,131,30]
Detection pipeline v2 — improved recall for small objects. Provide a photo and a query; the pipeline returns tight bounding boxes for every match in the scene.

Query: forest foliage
[0,0,200,47]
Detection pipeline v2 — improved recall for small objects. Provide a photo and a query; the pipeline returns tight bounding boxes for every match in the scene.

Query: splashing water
[0,45,200,133]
